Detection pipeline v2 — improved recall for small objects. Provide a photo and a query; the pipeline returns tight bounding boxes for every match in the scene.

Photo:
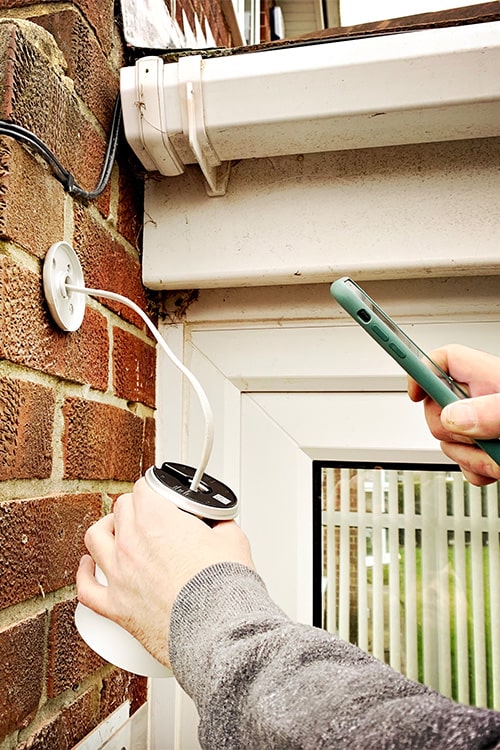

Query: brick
[141,416,156,474]
[175,3,184,31]
[30,10,118,130]
[73,205,150,330]
[0,138,65,258]
[1,0,114,56]
[18,689,97,750]
[0,256,109,390]
[0,377,54,481]
[192,0,202,25]
[0,613,46,738]
[47,599,104,697]
[0,21,111,213]
[113,327,156,408]
[74,0,115,54]
[0,4,145,749]
[117,163,144,251]
[63,398,144,481]
[0,493,102,608]
[129,675,148,716]
[99,671,147,720]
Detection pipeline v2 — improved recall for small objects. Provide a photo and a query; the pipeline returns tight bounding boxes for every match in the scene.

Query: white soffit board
[143,138,500,289]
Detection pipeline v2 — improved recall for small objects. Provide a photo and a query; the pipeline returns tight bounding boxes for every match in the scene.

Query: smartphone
[330,276,500,465]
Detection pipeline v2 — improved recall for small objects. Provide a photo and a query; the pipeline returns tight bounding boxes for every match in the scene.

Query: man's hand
[408,344,500,486]
[76,477,254,668]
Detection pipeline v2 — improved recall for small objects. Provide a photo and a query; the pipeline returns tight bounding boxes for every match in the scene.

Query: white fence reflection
[322,467,500,709]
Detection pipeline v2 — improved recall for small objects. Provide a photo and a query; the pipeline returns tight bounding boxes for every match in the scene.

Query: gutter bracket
[135,56,185,176]
[180,56,231,196]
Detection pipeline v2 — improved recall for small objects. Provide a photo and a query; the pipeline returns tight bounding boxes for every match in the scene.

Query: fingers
[422,397,474,445]
[407,375,425,403]
[75,481,257,667]
[438,441,500,486]
[84,511,115,572]
[85,492,138,565]
[112,491,137,543]
[407,344,500,485]
[441,394,500,440]
[76,554,109,615]
[408,344,500,403]
[77,492,138,618]
[432,345,500,397]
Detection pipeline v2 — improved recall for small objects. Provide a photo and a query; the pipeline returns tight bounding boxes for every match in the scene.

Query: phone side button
[371,325,389,342]
[389,342,407,359]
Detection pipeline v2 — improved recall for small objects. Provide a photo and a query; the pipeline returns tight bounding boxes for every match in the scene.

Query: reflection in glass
[315,464,500,709]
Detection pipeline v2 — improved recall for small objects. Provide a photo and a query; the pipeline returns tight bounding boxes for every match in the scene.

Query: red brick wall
[0,2,148,747]
[0,0,236,744]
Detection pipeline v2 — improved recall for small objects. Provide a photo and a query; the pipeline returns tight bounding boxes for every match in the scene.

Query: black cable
[0,94,122,200]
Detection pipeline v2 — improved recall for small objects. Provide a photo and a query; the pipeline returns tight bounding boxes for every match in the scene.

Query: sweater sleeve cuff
[168,561,288,696]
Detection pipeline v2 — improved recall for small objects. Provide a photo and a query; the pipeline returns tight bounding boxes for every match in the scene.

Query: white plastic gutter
[120,21,500,195]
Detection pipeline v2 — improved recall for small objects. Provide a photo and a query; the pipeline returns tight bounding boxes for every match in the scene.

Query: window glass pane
[244,0,260,44]
[315,462,500,710]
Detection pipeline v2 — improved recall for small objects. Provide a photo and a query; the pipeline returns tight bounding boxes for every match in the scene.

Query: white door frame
[148,281,500,748]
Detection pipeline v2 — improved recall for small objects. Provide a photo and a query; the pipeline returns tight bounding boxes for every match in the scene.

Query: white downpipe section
[120,21,500,194]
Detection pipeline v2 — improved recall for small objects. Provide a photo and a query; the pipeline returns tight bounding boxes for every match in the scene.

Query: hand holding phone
[409,344,500,485]
[330,277,500,467]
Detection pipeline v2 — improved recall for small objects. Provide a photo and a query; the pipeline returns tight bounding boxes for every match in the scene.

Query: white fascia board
[121,21,500,174]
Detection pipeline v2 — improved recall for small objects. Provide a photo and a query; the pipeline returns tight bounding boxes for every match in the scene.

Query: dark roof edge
[154,2,500,61]
[300,1,500,40]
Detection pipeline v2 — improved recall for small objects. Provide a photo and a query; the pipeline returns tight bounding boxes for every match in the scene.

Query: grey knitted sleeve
[169,562,500,750]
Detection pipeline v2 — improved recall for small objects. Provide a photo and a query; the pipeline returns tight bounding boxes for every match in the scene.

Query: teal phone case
[330,277,500,466]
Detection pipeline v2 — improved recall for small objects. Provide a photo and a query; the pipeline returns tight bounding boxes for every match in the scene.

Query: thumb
[441,395,500,439]
[76,555,110,616]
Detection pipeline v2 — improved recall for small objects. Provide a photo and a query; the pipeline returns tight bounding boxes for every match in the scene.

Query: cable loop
[0,94,122,200]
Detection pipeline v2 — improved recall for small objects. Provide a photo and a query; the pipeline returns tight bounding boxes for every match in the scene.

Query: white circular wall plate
[75,602,173,678]
[43,241,86,331]
[75,565,173,678]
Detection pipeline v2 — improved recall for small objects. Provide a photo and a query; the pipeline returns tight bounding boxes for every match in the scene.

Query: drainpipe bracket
[200,157,231,197]
[180,56,230,196]
[129,56,184,177]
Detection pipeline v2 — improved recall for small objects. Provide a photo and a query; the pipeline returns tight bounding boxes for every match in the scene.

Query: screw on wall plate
[43,241,86,331]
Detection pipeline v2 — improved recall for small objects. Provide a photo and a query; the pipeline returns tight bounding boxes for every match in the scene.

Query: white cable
[66,284,214,491]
